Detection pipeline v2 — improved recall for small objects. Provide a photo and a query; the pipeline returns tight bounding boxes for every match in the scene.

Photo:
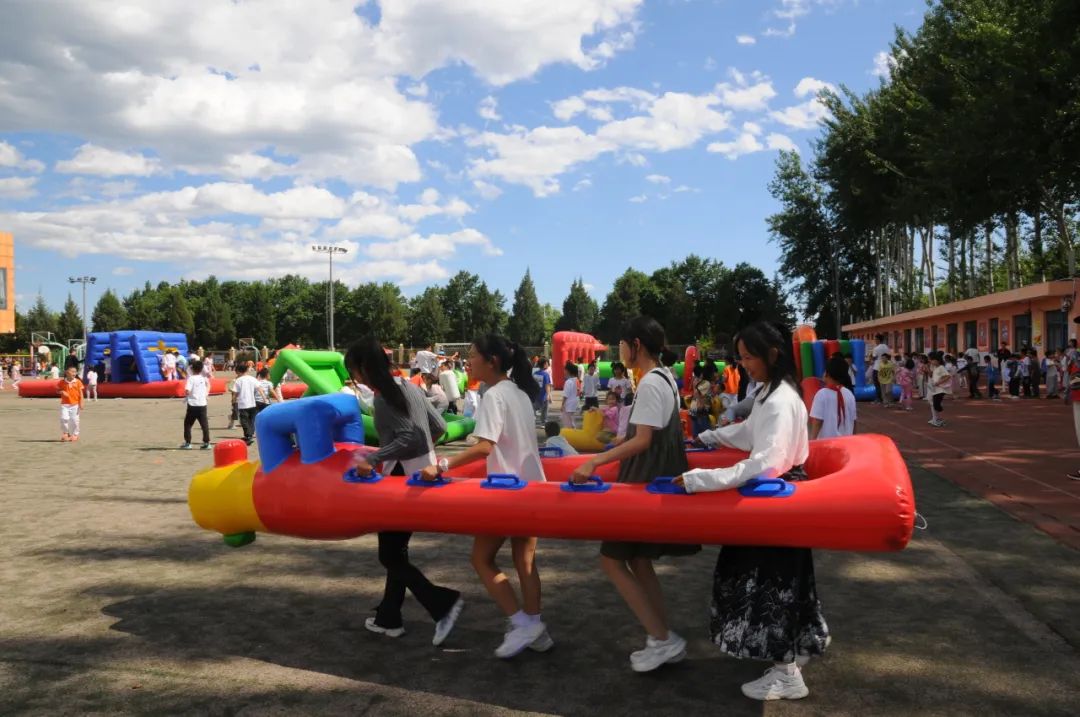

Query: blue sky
[0,0,924,316]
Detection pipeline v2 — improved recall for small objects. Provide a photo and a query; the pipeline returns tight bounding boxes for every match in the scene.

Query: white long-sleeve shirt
[681,380,809,493]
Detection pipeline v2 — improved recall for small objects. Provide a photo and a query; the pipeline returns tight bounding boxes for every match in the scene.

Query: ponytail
[472,334,540,402]
[658,347,679,368]
[344,335,407,414]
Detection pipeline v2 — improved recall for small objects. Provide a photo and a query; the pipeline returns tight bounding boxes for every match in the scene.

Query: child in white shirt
[561,362,580,429]
[582,363,601,409]
[85,368,98,401]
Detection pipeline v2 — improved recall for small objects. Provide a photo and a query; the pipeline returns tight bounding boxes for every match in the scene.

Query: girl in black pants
[346,337,465,646]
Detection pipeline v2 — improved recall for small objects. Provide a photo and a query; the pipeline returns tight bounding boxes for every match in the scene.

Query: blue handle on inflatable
[737,477,796,498]
[538,446,564,458]
[561,476,611,493]
[646,476,688,495]
[482,473,527,490]
[406,472,451,487]
[342,467,382,484]
[685,446,716,453]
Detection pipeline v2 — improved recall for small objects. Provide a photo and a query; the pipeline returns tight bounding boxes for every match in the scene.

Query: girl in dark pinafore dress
[571,316,700,673]
[676,321,829,702]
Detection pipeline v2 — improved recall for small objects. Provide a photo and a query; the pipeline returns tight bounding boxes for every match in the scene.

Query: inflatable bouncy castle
[791,327,894,403]
[17,330,227,398]
[551,331,607,388]
[188,393,916,552]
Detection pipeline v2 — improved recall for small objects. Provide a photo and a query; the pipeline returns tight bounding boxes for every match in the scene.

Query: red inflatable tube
[825,339,841,360]
[18,378,227,398]
[243,433,914,552]
[280,383,308,399]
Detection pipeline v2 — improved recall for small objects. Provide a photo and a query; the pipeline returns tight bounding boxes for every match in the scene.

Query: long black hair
[473,334,539,402]
[825,354,852,390]
[344,335,407,414]
[736,321,801,402]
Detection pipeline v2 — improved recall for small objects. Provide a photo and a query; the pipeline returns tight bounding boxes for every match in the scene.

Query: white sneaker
[629,632,686,672]
[741,665,809,701]
[529,627,555,652]
[364,617,405,638]
[494,620,546,659]
[432,598,464,646]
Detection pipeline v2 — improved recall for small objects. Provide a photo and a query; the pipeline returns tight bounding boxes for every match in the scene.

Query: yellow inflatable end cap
[188,461,266,537]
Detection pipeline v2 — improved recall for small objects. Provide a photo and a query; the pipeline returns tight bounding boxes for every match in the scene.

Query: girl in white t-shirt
[607,362,633,406]
[421,334,550,660]
[85,368,98,401]
[676,321,829,702]
[809,356,857,439]
[561,362,580,429]
[570,316,698,673]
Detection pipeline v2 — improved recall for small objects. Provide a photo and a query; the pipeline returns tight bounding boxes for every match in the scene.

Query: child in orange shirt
[57,366,84,442]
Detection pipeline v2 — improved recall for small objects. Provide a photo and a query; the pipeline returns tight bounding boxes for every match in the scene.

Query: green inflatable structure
[269,349,474,446]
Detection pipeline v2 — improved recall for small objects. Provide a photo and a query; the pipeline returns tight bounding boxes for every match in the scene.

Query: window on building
[914,327,924,352]
[990,318,999,349]
[947,323,958,353]
[930,325,938,351]
[1014,313,1032,348]
[1046,310,1067,353]
[963,321,977,351]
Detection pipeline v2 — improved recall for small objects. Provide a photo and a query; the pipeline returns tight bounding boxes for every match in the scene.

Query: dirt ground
[2,389,1079,716]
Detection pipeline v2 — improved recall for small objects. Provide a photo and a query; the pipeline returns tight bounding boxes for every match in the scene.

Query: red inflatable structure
[682,345,698,396]
[190,433,915,552]
[18,377,227,399]
[551,331,608,387]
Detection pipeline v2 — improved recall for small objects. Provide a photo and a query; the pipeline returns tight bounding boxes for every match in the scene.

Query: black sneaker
[1067,471,1080,481]
[200,443,213,450]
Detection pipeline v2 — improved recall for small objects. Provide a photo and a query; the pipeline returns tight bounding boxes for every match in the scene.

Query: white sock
[525,612,542,625]
[774,661,798,675]
[510,610,530,628]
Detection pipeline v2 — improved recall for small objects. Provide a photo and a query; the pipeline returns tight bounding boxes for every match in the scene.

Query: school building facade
[842,280,1078,356]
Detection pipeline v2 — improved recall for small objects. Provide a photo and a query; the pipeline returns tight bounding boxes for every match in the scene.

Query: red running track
[858,393,1080,550]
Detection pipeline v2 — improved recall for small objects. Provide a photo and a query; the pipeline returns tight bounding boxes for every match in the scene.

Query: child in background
[561,362,580,429]
[11,361,21,388]
[597,391,622,445]
[84,366,98,402]
[1045,349,1060,399]
[532,358,552,425]
[440,361,463,414]
[984,355,1000,400]
[1019,352,1032,397]
[944,355,958,397]
[689,364,713,436]
[49,364,60,380]
[57,366,84,442]
[896,358,914,411]
[181,359,212,450]
[422,371,449,413]
[845,354,856,389]
[877,353,896,407]
[254,368,275,414]
[1006,354,1021,398]
[956,355,968,390]
[1028,349,1041,398]
[582,362,601,409]
[929,352,949,427]
[226,373,239,429]
[542,420,579,456]
[463,373,482,418]
[231,366,260,445]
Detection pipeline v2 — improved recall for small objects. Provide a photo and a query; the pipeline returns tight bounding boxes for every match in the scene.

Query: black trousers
[238,407,258,442]
[968,371,981,398]
[184,405,210,444]
[374,464,460,628]
[872,370,882,402]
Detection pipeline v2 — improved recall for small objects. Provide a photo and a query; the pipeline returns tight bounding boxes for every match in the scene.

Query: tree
[91,290,127,333]
[24,295,58,337]
[555,278,598,333]
[56,294,83,341]
[541,303,561,338]
[470,282,507,338]
[507,270,545,345]
[248,282,277,346]
[442,271,481,340]
[164,287,195,340]
[124,281,166,330]
[269,275,316,346]
[195,278,235,348]
[408,286,449,347]
[597,270,650,343]
[370,283,408,344]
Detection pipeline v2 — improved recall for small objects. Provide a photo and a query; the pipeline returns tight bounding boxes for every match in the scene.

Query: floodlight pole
[68,275,97,349]
[312,245,348,350]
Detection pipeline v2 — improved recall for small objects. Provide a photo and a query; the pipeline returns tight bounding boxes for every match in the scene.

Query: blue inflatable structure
[255,393,365,473]
[84,330,190,383]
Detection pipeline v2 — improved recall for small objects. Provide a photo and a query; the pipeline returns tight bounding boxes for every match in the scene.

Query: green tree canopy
[91,290,127,333]
[56,294,83,341]
[507,269,544,345]
[554,278,598,333]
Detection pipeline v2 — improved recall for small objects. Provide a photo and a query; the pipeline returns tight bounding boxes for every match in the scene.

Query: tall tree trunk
[984,221,995,293]
[1031,207,1046,283]
[1004,212,1020,289]
[1050,201,1076,277]
[947,225,957,302]
[958,230,967,299]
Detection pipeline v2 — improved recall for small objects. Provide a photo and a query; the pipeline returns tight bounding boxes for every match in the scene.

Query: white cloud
[764,0,849,39]
[0,141,45,173]
[364,228,502,261]
[770,98,831,129]
[645,174,670,184]
[405,82,429,98]
[472,180,503,200]
[0,176,38,199]
[573,178,593,191]
[478,96,501,121]
[743,121,764,136]
[112,266,134,276]
[871,51,897,78]
[673,185,696,193]
[707,131,799,160]
[704,56,719,70]
[793,77,836,98]
[628,194,647,203]
[56,144,161,177]
[597,91,731,151]
[736,35,757,45]
[622,153,648,167]
[715,70,776,112]
[469,125,612,196]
